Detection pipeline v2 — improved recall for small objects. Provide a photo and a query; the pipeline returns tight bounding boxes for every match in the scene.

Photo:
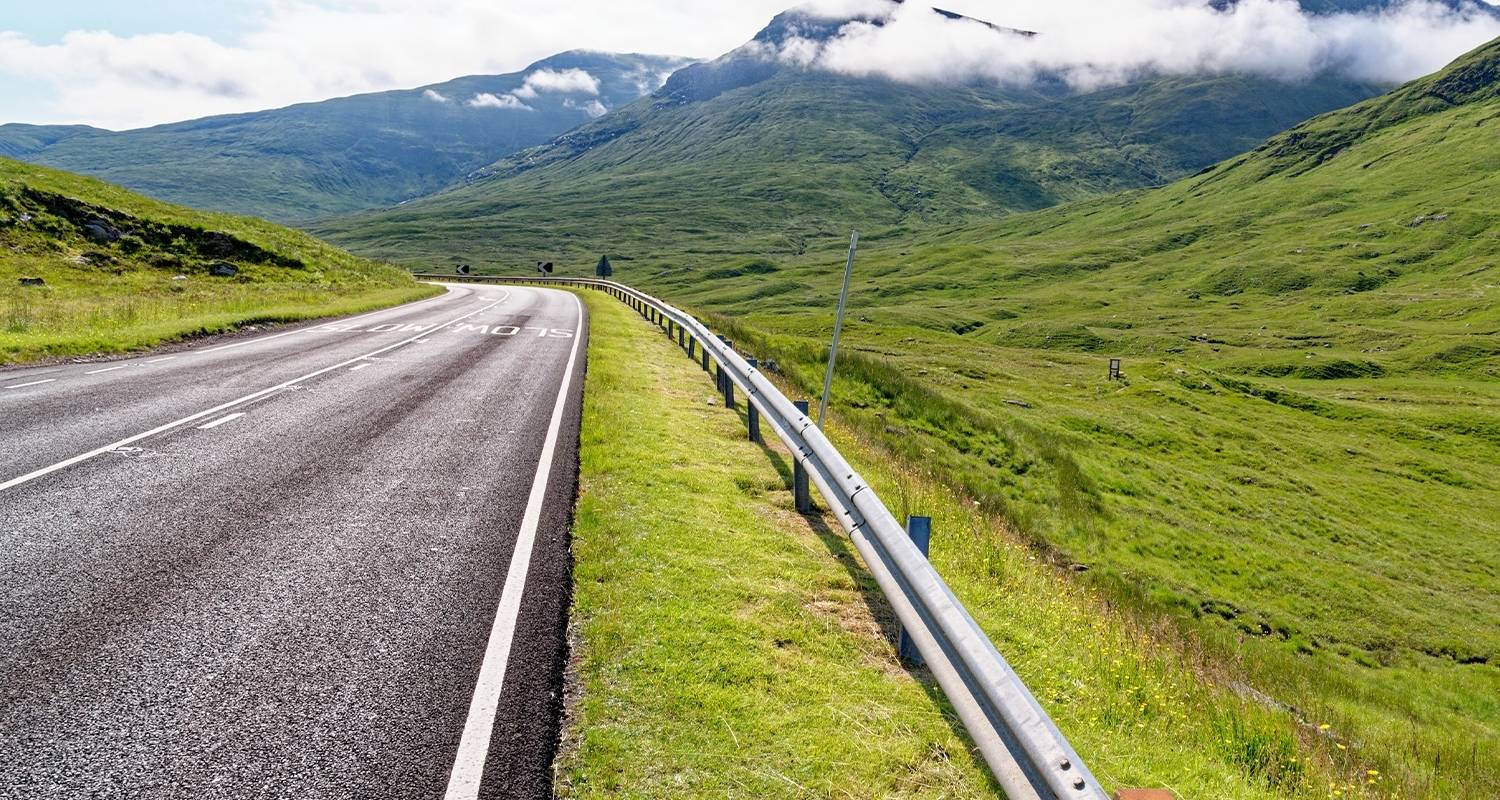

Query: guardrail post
[746,359,761,443]
[678,326,686,349]
[701,345,710,372]
[688,336,697,359]
[667,319,675,338]
[898,516,934,665]
[723,366,736,410]
[793,400,812,513]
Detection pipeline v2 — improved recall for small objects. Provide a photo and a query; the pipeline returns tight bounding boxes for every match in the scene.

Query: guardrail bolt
[793,401,812,513]
[898,515,933,665]
[746,360,761,443]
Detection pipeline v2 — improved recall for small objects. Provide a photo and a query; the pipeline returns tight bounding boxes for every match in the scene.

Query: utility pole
[818,231,858,429]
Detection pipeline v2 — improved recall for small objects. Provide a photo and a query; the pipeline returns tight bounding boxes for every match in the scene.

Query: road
[0,283,587,799]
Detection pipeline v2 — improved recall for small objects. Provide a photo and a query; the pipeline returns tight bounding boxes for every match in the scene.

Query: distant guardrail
[421,274,1110,800]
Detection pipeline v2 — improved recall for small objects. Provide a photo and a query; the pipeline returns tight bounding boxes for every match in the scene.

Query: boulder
[82,217,122,242]
[18,277,44,287]
[208,262,238,277]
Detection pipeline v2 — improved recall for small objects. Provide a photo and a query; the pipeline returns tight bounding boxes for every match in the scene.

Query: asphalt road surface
[0,283,587,799]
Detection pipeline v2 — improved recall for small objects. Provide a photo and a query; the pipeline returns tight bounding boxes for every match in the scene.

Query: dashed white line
[443,290,584,800]
[85,366,126,375]
[147,357,177,364]
[196,413,245,430]
[0,298,505,493]
[4,379,56,390]
[349,363,371,372]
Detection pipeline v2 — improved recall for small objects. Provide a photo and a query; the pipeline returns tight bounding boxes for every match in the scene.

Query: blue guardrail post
[898,515,933,665]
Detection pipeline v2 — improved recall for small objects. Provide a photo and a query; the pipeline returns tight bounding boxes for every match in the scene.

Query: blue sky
[2,0,1497,131]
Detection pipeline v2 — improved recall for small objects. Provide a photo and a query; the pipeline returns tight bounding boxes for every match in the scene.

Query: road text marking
[444,291,585,800]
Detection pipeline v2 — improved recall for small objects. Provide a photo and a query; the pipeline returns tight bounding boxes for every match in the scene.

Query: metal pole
[818,231,859,428]
[746,359,760,441]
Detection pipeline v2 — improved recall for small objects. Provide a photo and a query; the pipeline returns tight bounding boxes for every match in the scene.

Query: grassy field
[537,40,1500,798]
[0,158,436,364]
[562,289,1407,799]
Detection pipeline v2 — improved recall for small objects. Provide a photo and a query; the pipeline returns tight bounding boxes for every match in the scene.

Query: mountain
[0,51,694,223]
[319,7,1384,267]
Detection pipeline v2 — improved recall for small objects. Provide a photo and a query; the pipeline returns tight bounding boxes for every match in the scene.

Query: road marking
[147,357,177,364]
[0,298,505,493]
[85,366,126,375]
[444,291,584,800]
[349,363,371,372]
[4,379,56,390]
[196,413,245,430]
[195,285,486,355]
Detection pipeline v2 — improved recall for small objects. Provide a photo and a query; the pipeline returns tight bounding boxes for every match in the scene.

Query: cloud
[511,67,601,100]
[564,98,610,117]
[0,0,798,130]
[776,0,1500,90]
[467,92,533,110]
[423,88,451,103]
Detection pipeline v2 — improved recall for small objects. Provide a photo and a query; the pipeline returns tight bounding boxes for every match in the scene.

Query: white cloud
[511,68,601,100]
[778,0,1500,90]
[422,88,451,102]
[467,92,533,110]
[0,0,1496,130]
[565,98,610,117]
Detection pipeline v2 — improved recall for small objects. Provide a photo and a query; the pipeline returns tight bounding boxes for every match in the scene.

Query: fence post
[898,516,933,665]
[746,359,761,442]
[793,400,812,513]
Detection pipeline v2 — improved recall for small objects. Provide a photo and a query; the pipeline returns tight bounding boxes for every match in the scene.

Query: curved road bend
[0,283,587,799]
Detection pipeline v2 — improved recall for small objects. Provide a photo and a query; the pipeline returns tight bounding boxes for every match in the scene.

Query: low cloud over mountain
[778,0,1500,89]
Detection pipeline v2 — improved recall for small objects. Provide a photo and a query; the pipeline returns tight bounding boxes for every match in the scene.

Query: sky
[1,0,1497,131]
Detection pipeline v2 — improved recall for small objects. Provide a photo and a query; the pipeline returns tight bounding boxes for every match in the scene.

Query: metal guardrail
[423,274,1110,800]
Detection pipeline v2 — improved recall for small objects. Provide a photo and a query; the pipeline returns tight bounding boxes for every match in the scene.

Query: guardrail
[422,274,1110,800]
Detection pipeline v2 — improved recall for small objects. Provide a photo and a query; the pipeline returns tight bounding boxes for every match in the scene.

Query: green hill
[0,158,433,363]
[317,9,1383,265]
[573,37,1498,798]
[0,52,693,224]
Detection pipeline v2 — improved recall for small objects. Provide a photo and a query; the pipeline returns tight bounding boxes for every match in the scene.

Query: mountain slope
[0,158,431,362]
[0,51,693,223]
[628,36,1500,798]
[319,7,1384,267]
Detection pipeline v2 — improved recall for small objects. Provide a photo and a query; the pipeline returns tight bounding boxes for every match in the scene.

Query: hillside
[0,158,432,363]
[318,8,1383,266]
[586,37,1500,798]
[0,52,693,223]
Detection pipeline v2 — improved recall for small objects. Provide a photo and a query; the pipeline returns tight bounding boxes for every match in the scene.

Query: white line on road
[4,379,56,390]
[85,366,127,375]
[444,290,584,800]
[147,357,177,364]
[195,285,477,355]
[196,413,245,430]
[349,363,371,372]
[0,298,506,493]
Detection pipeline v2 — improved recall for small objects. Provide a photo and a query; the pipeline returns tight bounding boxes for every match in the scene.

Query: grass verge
[558,289,1382,799]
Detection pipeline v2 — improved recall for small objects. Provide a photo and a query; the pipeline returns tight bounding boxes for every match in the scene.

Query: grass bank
[559,290,1381,799]
[0,158,436,364]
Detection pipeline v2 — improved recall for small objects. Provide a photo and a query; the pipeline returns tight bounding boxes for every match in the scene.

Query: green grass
[564,289,1406,799]
[531,40,1500,799]
[0,158,437,363]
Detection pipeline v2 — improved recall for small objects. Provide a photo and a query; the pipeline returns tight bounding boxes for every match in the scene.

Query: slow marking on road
[196,413,245,430]
[195,285,488,355]
[0,298,506,493]
[444,290,585,800]
[85,366,127,375]
[4,379,56,390]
